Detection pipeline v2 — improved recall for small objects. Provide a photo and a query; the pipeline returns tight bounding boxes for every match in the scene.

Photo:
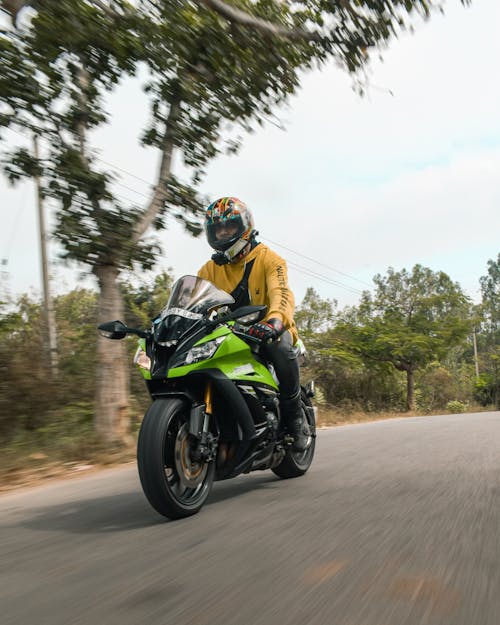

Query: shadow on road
[18,491,163,534]
[16,473,280,534]
[207,474,279,505]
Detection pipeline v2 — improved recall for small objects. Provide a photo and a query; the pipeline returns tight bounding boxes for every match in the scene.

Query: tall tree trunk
[406,368,415,412]
[94,264,130,443]
[90,96,181,443]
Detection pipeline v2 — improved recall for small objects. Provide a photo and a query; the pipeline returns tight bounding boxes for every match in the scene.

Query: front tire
[137,398,215,519]
[272,389,316,479]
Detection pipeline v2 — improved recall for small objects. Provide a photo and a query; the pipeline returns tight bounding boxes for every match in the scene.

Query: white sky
[1,0,499,309]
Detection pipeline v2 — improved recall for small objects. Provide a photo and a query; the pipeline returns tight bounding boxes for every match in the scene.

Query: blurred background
[0,0,499,485]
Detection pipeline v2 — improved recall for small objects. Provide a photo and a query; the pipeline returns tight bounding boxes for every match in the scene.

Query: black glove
[247,318,284,342]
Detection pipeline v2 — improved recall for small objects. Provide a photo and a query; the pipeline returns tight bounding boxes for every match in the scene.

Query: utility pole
[472,327,480,378]
[34,135,58,377]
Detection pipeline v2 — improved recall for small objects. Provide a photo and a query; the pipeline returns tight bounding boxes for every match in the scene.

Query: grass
[316,406,414,427]
[0,435,136,493]
[0,403,136,492]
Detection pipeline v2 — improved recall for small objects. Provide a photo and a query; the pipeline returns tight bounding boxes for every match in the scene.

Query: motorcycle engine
[265,411,279,434]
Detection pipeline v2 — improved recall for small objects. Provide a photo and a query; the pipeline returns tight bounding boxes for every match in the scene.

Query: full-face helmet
[205,197,255,263]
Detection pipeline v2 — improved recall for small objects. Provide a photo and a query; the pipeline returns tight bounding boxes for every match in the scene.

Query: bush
[416,366,455,412]
[446,400,467,414]
[473,373,500,408]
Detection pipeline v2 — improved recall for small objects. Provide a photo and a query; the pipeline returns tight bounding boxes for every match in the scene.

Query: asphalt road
[1,411,499,625]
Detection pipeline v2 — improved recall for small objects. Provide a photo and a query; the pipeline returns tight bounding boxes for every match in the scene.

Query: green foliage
[476,255,500,408]
[0,0,472,276]
[0,272,176,445]
[415,364,455,412]
[317,357,406,412]
[55,288,98,402]
[14,402,98,456]
[414,360,474,413]
[473,372,500,408]
[446,400,467,414]
[0,295,56,438]
[480,253,500,329]
[301,322,406,412]
[0,401,129,482]
[0,289,100,441]
[121,270,174,328]
[335,265,472,409]
[297,264,476,414]
[295,287,336,335]
[0,0,472,440]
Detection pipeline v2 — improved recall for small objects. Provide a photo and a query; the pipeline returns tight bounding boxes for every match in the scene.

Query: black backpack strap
[230,259,255,310]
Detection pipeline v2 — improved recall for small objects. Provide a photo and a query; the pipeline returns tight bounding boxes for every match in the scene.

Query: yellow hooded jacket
[198,243,298,344]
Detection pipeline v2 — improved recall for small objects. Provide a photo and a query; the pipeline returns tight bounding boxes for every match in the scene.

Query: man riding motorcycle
[197,197,308,451]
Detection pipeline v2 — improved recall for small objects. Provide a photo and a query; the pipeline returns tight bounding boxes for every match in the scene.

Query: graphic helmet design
[204,197,255,262]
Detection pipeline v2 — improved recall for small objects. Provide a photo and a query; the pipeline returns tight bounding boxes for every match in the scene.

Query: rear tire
[272,388,316,479]
[137,398,215,519]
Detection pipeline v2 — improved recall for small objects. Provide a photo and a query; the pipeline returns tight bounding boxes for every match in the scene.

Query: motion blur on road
[2,411,499,625]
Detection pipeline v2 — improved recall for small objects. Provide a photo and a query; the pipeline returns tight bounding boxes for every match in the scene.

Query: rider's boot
[281,391,308,452]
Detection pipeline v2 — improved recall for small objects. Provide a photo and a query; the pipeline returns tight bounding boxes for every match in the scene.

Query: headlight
[184,336,225,365]
[133,347,151,371]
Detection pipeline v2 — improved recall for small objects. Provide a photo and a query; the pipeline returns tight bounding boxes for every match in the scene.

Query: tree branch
[75,64,90,161]
[1,0,33,25]
[131,93,181,245]
[196,0,323,42]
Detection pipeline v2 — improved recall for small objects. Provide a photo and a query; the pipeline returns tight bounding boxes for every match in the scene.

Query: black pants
[262,331,300,401]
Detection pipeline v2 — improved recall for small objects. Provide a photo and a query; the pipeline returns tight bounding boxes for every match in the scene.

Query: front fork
[188,382,217,462]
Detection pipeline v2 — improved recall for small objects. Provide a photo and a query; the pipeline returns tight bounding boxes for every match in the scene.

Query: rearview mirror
[230,305,267,324]
[98,320,128,340]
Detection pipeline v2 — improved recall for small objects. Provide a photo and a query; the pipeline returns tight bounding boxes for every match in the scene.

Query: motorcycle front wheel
[137,398,215,520]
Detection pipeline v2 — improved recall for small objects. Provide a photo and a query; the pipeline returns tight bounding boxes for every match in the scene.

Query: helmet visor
[206,215,245,251]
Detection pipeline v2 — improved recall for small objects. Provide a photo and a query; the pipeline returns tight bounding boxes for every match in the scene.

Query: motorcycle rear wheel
[272,389,316,479]
[137,398,215,519]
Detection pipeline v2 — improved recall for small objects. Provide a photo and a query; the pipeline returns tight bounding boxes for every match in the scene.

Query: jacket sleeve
[264,250,295,328]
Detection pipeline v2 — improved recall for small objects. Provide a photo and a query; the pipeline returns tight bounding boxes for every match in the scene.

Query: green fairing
[135,324,277,387]
[136,337,152,380]
[168,325,278,388]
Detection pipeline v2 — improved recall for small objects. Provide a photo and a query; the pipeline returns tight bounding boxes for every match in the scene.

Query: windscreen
[153,276,235,346]
[162,275,234,317]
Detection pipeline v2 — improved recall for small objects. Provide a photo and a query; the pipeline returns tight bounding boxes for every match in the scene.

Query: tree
[122,270,174,330]
[0,276,171,444]
[295,287,336,335]
[0,289,99,441]
[475,254,500,407]
[0,0,471,441]
[336,265,471,411]
[480,253,500,330]
[0,0,316,441]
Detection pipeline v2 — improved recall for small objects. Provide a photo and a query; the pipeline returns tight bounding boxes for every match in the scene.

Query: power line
[91,157,372,294]
[4,130,370,297]
[112,178,151,200]
[98,158,371,295]
[91,167,368,296]
[286,260,363,296]
[95,156,153,187]
[262,235,372,288]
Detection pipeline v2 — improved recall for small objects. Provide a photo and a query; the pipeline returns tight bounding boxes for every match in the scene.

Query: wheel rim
[291,405,316,468]
[164,414,211,507]
[174,423,208,488]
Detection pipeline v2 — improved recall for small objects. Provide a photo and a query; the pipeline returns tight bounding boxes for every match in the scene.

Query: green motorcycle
[98,275,316,520]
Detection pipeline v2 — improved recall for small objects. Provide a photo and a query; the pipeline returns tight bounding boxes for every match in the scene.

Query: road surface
[1,411,499,625]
